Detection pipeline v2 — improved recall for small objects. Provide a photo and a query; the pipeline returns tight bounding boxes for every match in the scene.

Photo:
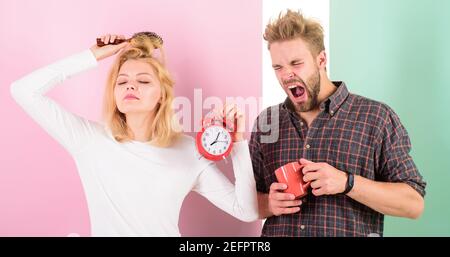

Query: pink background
[0,0,262,236]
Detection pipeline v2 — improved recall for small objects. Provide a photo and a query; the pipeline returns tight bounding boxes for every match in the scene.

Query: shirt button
[305,144,311,149]
[330,110,334,115]
[300,225,305,230]
[300,122,304,126]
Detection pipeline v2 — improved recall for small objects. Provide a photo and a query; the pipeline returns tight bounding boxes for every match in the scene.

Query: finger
[211,109,224,122]
[101,35,106,43]
[302,163,323,174]
[117,41,129,48]
[235,109,245,133]
[224,104,236,115]
[270,182,287,192]
[212,106,223,115]
[204,108,217,121]
[303,171,321,182]
[114,41,130,53]
[310,180,322,189]
[281,207,301,214]
[104,34,111,44]
[225,106,237,119]
[118,34,126,40]
[271,192,295,201]
[299,158,314,165]
[225,106,236,121]
[222,104,234,124]
[278,200,302,208]
[235,109,244,119]
[312,187,325,196]
[110,35,117,43]
[225,106,237,131]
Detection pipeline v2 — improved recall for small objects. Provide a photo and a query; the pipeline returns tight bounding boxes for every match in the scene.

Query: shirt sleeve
[10,50,102,155]
[375,105,426,197]
[193,140,259,222]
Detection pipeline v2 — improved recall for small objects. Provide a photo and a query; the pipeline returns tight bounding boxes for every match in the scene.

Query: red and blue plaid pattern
[250,82,426,237]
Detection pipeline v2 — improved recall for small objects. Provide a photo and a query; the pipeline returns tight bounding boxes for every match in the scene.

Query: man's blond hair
[264,9,325,56]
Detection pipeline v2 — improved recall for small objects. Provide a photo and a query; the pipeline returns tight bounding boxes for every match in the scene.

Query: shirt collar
[282,81,349,116]
[324,81,349,115]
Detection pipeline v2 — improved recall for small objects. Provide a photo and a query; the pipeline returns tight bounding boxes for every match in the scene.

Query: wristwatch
[342,172,354,195]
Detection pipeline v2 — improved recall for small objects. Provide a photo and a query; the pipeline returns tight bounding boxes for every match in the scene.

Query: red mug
[275,161,311,199]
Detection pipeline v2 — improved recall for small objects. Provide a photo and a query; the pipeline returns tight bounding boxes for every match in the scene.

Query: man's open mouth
[288,85,305,98]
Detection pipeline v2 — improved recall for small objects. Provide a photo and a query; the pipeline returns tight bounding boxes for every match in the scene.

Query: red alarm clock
[196,117,233,161]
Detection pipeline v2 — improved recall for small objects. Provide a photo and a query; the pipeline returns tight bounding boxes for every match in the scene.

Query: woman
[10,33,258,236]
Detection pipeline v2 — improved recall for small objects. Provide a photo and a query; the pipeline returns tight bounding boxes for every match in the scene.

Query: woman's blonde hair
[264,9,325,57]
[103,33,180,147]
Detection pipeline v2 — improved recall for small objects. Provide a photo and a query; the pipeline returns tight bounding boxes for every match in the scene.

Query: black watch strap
[342,172,354,195]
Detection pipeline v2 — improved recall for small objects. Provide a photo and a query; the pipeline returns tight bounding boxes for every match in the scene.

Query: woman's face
[114,59,162,115]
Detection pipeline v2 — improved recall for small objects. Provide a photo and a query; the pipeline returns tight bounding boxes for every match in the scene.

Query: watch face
[200,125,232,156]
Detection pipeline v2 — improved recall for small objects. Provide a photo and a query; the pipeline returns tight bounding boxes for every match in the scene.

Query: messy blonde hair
[103,33,180,147]
[264,9,325,56]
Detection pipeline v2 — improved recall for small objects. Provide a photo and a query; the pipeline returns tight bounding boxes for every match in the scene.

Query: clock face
[200,125,232,156]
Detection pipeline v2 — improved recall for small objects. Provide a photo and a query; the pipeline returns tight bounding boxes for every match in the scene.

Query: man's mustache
[283,77,306,86]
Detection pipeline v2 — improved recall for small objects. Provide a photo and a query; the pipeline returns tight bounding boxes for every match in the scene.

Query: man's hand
[267,182,303,216]
[300,158,348,196]
[299,158,425,219]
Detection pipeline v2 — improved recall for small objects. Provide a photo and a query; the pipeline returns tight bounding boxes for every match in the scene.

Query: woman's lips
[123,94,140,100]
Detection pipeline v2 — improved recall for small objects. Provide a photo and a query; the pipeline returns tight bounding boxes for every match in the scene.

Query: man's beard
[285,69,321,113]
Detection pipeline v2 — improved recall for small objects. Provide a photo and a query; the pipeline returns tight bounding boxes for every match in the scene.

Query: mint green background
[330,0,450,236]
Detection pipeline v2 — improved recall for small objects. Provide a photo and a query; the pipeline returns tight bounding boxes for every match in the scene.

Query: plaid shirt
[249,82,426,237]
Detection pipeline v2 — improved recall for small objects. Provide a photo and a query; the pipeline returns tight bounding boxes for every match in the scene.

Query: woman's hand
[89,34,129,61]
[211,104,245,142]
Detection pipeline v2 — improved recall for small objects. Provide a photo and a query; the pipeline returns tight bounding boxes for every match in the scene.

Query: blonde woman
[10,33,258,236]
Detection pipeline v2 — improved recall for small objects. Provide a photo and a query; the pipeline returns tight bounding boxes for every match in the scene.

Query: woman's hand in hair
[90,34,130,61]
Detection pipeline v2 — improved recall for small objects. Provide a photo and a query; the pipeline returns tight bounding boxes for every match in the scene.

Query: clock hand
[214,132,221,142]
[210,132,221,146]
[215,140,229,143]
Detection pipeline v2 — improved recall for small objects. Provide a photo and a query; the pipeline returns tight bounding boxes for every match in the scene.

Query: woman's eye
[117,81,127,85]
[139,81,150,84]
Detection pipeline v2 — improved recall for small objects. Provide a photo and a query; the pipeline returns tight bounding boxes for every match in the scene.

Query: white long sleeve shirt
[10,50,258,236]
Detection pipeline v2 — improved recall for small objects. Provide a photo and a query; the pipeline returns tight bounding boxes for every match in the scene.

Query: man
[250,10,426,237]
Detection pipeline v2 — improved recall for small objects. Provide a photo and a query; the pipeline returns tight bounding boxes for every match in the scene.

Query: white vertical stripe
[262,0,330,109]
